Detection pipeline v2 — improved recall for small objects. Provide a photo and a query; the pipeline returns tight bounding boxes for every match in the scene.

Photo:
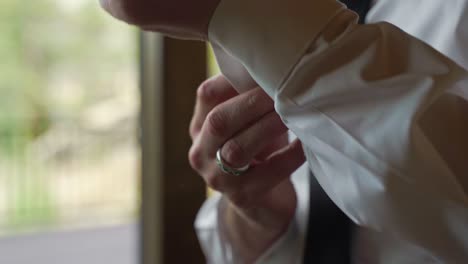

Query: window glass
[0,0,139,235]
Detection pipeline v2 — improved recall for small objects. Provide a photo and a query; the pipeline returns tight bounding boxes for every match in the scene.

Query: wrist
[221,180,297,262]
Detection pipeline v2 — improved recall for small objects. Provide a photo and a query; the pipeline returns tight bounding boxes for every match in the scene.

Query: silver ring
[215,149,250,176]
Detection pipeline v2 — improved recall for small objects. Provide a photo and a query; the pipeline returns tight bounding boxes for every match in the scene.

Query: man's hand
[99,0,220,40]
[189,75,305,262]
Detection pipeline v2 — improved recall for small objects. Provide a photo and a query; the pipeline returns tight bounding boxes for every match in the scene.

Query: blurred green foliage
[0,0,137,231]
[0,0,136,154]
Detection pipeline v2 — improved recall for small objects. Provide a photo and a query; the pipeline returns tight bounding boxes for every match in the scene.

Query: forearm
[100,0,220,40]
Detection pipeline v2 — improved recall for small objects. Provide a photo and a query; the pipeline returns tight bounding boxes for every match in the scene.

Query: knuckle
[188,121,199,139]
[189,146,223,191]
[223,139,247,167]
[205,173,222,191]
[188,146,203,171]
[206,110,228,138]
[197,80,216,103]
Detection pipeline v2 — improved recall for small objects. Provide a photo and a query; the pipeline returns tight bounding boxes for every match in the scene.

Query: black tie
[302,1,371,263]
[341,0,372,24]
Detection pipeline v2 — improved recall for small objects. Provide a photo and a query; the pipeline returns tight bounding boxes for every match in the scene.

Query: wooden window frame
[139,32,207,264]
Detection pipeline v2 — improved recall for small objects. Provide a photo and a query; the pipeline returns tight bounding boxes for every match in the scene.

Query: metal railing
[0,109,139,234]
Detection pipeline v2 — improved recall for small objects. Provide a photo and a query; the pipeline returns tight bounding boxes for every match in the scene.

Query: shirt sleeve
[194,163,311,264]
[208,0,468,263]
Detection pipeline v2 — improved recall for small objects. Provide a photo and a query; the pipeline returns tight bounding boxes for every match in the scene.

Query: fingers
[221,111,288,168]
[187,76,304,213]
[189,75,238,140]
[196,87,274,159]
[227,139,305,209]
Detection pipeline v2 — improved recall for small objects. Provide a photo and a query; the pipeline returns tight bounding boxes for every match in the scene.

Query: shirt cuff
[208,0,346,98]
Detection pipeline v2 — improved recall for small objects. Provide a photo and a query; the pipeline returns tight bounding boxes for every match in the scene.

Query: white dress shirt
[196,0,468,263]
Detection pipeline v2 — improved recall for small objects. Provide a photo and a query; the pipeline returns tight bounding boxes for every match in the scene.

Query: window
[2,2,209,263]
[0,0,138,262]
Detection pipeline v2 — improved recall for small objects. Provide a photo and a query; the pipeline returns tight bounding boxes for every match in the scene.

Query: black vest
[302,1,371,263]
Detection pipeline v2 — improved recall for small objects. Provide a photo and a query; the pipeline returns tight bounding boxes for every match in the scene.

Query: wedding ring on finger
[215,148,250,176]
